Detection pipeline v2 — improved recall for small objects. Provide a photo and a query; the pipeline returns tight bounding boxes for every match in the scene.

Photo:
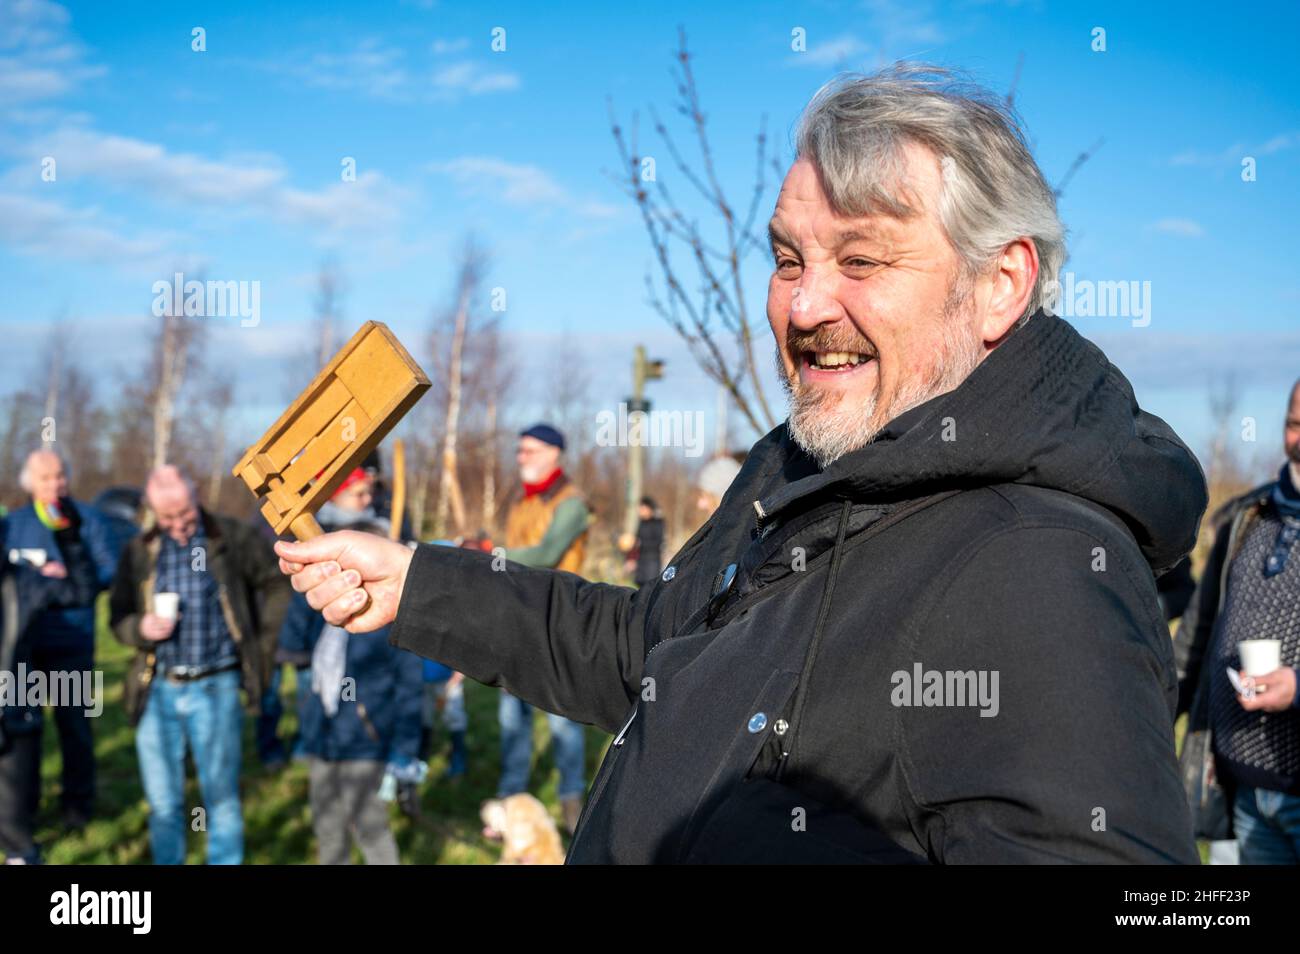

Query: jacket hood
[757,311,1208,576]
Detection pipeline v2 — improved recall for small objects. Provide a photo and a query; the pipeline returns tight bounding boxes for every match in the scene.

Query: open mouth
[801,350,875,373]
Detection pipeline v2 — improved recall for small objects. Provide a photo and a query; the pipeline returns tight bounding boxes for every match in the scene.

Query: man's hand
[274,531,414,632]
[39,561,67,579]
[1238,667,1298,712]
[140,613,175,642]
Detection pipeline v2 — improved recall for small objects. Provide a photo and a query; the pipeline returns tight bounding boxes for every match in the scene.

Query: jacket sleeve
[240,525,292,670]
[389,543,647,734]
[108,538,149,650]
[276,592,319,667]
[78,503,122,592]
[1172,515,1232,716]
[900,525,1197,864]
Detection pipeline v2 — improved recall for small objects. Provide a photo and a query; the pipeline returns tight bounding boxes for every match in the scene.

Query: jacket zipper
[612,706,637,746]
[567,705,638,859]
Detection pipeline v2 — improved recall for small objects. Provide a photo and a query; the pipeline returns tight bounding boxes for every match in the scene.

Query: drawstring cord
[777,498,853,780]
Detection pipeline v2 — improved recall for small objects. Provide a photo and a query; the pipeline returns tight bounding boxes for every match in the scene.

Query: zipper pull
[612,708,638,747]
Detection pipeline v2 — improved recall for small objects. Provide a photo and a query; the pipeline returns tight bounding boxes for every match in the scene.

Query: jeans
[0,730,41,861]
[31,643,96,816]
[256,665,286,764]
[135,668,244,865]
[497,690,585,800]
[1233,785,1300,864]
[423,679,468,733]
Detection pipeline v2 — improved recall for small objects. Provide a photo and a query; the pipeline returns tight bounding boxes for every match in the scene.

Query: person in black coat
[625,497,665,588]
[0,504,100,864]
[272,67,1207,863]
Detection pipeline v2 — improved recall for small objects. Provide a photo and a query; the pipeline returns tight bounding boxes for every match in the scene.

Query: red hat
[331,466,369,499]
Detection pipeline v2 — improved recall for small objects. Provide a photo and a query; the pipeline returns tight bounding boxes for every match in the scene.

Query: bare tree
[539,330,592,459]
[151,303,203,470]
[201,375,235,509]
[608,27,779,438]
[432,238,487,538]
[313,259,343,367]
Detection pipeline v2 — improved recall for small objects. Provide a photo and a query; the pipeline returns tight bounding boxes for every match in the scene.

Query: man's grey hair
[794,64,1066,323]
[19,449,69,494]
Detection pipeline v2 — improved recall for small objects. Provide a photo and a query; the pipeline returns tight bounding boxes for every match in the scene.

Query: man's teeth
[810,351,870,368]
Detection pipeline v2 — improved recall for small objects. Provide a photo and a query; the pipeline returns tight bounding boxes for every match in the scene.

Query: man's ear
[978,238,1038,344]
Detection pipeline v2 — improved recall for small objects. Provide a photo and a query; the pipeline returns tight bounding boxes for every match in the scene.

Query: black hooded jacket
[391,311,1207,863]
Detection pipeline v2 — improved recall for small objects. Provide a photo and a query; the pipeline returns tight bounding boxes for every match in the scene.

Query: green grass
[29,596,612,864]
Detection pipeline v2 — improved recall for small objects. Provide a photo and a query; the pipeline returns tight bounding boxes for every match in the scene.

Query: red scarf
[523,467,564,498]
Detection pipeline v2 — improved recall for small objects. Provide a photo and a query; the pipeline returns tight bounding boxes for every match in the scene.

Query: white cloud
[253,38,518,102]
[432,37,470,55]
[0,193,170,266]
[798,35,873,68]
[861,0,946,51]
[428,156,616,218]
[1087,329,1300,390]
[10,127,405,236]
[1150,218,1205,238]
[431,61,519,95]
[1170,131,1298,167]
[0,0,105,104]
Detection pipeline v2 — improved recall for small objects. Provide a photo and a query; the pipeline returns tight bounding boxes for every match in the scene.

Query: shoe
[561,796,583,836]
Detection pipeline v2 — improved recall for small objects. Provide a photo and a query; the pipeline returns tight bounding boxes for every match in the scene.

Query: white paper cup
[1239,639,1282,677]
[153,592,180,621]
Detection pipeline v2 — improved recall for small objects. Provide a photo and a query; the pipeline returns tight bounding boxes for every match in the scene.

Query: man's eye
[844,257,879,268]
[775,257,800,271]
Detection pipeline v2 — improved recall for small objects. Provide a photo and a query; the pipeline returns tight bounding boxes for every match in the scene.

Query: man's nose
[788,270,844,332]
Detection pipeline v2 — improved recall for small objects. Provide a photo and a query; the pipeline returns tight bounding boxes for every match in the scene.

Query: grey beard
[780,288,984,469]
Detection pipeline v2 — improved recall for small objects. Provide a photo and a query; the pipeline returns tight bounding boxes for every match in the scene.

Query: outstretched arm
[275,532,647,733]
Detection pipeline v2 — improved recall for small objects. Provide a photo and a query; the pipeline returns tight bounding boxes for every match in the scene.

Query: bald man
[109,466,290,865]
[5,450,120,830]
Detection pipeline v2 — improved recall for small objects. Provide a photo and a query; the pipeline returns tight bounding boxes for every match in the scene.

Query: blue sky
[2,0,1297,472]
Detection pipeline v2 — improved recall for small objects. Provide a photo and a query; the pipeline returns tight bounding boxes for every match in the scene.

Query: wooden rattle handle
[290,513,325,541]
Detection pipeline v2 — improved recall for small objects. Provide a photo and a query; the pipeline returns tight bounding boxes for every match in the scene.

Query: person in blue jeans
[1176,380,1300,864]
[497,693,586,819]
[496,425,591,833]
[135,669,244,865]
[109,467,290,865]
[6,450,121,828]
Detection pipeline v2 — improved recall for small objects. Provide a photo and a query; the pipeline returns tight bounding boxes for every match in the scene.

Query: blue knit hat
[520,422,565,451]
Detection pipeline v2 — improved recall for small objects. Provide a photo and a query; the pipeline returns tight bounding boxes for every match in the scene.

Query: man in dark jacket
[0,508,101,864]
[6,450,120,828]
[274,66,1206,863]
[109,466,290,864]
[625,497,665,588]
[1174,379,1300,864]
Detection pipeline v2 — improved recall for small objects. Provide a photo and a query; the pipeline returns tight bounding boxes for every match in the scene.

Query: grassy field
[30,598,612,864]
